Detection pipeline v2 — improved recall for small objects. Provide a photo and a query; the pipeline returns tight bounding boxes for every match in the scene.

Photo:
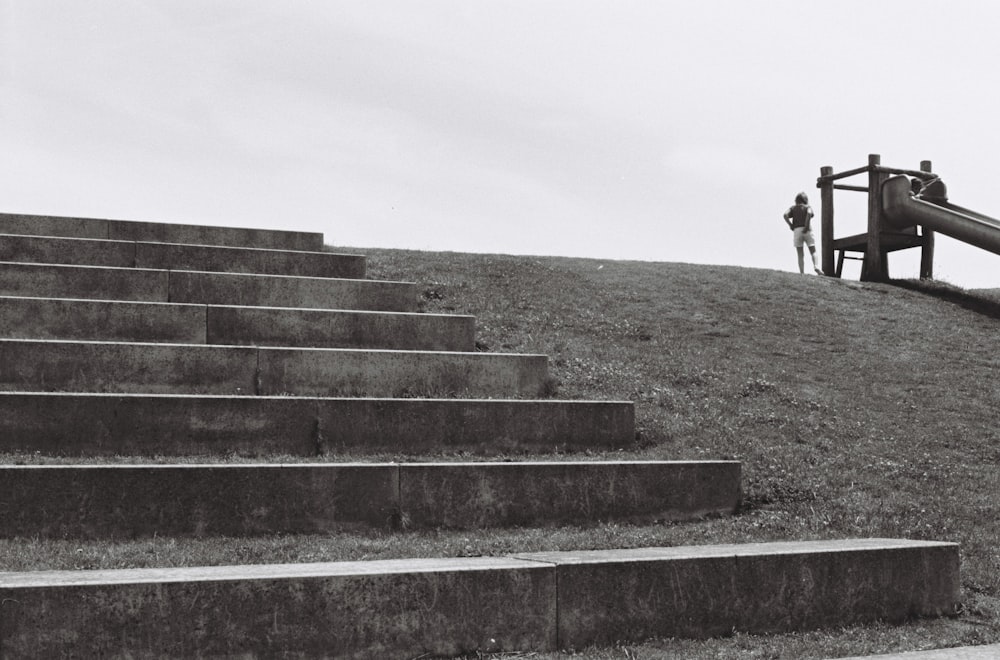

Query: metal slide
[882,174,1000,256]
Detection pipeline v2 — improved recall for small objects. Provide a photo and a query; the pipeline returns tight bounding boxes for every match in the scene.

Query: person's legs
[802,230,822,275]
[793,228,806,273]
[808,245,822,275]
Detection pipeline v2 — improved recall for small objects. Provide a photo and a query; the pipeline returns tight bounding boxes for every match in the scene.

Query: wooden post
[820,166,835,276]
[920,159,935,279]
[861,153,889,281]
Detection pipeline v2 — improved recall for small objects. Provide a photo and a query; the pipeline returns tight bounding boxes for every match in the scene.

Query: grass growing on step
[3,248,1000,656]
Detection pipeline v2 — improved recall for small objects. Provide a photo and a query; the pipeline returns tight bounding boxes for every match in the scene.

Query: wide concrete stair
[0,338,551,397]
[0,461,740,536]
[0,211,325,249]
[0,212,721,533]
[0,232,366,277]
[0,540,959,657]
[0,212,960,656]
[0,393,634,456]
[835,644,1000,659]
[0,295,475,348]
[0,261,416,310]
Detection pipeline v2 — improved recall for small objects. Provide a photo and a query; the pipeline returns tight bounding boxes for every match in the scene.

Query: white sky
[3,1,1000,287]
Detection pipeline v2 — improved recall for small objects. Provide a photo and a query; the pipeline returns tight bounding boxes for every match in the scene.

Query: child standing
[784,192,823,275]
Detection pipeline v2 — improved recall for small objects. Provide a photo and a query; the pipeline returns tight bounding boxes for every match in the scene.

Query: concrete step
[0,295,475,350]
[0,211,324,251]
[0,461,741,537]
[0,233,365,278]
[0,261,416,311]
[0,339,547,398]
[835,644,1000,659]
[512,540,960,650]
[0,393,635,456]
[0,539,959,657]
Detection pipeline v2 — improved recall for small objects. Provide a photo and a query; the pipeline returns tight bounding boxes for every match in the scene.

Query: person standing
[784,192,823,275]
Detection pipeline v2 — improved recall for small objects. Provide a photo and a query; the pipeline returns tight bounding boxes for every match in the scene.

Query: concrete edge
[0,539,960,656]
[0,538,955,585]
[0,461,732,535]
[2,232,356,256]
[0,337,539,358]
[832,643,1000,659]
[0,212,325,250]
[0,391,632,403]
[0,294,475,319]
[0,260,415,285]
[0,392,637,455]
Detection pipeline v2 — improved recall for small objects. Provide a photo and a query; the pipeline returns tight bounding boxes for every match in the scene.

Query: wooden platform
[831,231,927,277]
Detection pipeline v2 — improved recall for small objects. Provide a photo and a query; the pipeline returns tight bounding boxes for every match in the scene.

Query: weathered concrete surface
[0,540,960,657]
[0,339,546,397]
[834,643,1000,659]
[0,393,636,456]
[0,461,736,537]
[0,262,417,311]
[168,270,417,311]
[0,262,168,302]
[0,212,107,240]
[0,296,207,344]
[314,398,636,454]
[0,464,398,537]
[0,233,135,267]
[258,347,548,398]
[0,558,556,658]
[110,219,325,251]
[0,296,473,349]
[207,305,476,350]
[0,339,258,394]
[400,461,741,528]
[0,233,364,277]
[135,242,364,278]
[0,393,321,456]
[0,211,325,250]
[515,539,961,649]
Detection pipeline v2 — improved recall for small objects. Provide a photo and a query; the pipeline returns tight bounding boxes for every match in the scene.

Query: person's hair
[795,192,809,204]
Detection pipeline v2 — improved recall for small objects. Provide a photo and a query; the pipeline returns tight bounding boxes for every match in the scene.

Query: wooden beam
[820,166,835,276]
[861,154,889,281]
[920,159,936,279]
[816,164,872,183]
[833,184,869,192]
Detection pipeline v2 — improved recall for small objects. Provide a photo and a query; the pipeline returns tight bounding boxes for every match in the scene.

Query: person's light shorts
[793,227,816,248]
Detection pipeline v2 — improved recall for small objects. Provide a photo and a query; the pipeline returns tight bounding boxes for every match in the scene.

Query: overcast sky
[4,2,1000,286]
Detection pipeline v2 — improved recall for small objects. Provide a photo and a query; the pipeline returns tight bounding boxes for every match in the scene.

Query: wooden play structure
[816,154,937,282]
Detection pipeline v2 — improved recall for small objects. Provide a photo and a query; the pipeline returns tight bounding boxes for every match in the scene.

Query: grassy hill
[363,248,1000,657]
[3,247,998,658]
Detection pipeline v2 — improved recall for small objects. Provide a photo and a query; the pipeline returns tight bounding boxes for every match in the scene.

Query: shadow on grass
[892,279,1000,321]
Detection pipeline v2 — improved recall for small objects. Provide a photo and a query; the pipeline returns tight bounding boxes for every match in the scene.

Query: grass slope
[3,247,999,657]
[366,248,1000,657]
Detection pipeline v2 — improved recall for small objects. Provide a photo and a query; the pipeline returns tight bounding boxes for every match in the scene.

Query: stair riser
[0,262,416,311]
[0,297,207,344]
[516,542,961,648]
[0,234,364,278]
[0,212,325,251]
[0,462,740,537]
[0,341,546,398]
[0,394,635,456]
[837,644,1000,659]
[0,541,959,657]
[401,461,740,528]
[206,305,475,351]
[1,559,556,658]
[0,297,475,350]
